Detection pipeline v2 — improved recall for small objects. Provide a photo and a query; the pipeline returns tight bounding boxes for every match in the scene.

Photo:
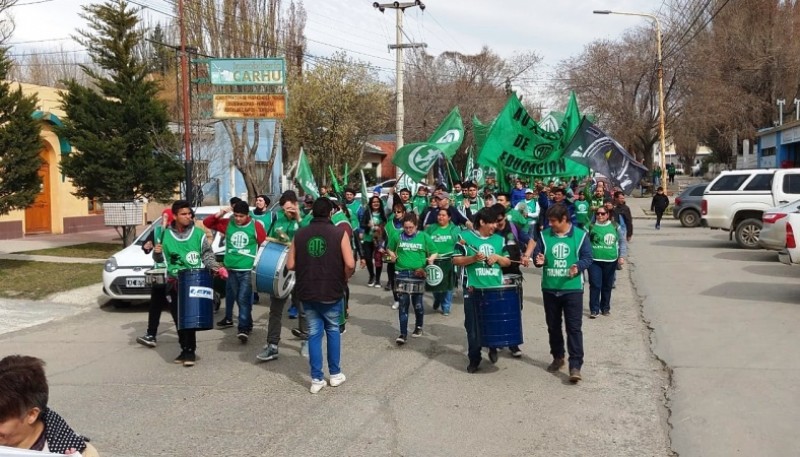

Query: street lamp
[594,9,667,189]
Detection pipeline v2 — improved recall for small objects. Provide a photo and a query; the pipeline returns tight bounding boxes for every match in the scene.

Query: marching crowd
[124,176,640,392]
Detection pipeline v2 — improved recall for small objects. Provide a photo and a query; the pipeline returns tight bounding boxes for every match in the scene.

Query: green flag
[392,107,464,182]
[560,91,582,148]
[343,163,349,187]
[445,159,460,191]
[477,93,588,178]
[295,149,319,199]
[328,166,342,194]
[360,170,369,207]
[472,115,492,151]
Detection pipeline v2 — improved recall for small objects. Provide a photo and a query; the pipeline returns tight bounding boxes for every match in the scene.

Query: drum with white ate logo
[252,241,295,299]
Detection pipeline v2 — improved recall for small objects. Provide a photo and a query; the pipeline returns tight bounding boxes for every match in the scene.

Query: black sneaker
[602,311,611,316]
[292,328,309,340]
[488,348,498,363]
[510,346,522,358]
[589,313,598,319]
[237,331,250,343]
[546,357,565,373]
[411,327,423,338]
[136,334,157,348]
[395,334,407,345]
[467,360,481,373]
[174,350,188,364]
[217,318,234,329]
[340,324,347,334]
[182,351,196,367]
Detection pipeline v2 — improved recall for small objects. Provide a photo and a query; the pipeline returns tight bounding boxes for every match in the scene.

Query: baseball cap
[525,188,534,194]
[435,191,450,199]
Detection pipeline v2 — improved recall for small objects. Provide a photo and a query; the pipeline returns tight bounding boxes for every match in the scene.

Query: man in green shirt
[574,192,591,229]
[453,207,511,373]
[424,208,462,315]
[386,213,437,345]
[533,204,593,383]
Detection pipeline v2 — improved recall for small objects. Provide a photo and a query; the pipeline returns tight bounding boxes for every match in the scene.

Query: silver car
[759,199,800,251]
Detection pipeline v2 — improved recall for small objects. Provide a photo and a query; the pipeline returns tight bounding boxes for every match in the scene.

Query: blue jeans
[463,288,481,364]
[225,270,253,332]
[542,291,584,370]
[396,271,424,335]
[433,290,453,314]
[304,299,343,381]
[588,261,616,314]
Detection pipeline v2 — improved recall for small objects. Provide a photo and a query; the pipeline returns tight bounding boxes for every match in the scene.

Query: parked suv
[702,168,800,248]
[672,182,708,227]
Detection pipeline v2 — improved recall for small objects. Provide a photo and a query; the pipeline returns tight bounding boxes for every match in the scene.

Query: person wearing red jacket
[204,200,267,343]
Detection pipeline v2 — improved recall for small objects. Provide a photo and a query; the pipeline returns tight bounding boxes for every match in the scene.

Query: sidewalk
[0,228,121,263]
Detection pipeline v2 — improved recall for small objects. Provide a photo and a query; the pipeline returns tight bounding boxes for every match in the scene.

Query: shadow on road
[701,281,800,305]
[743,264,800,278]
[714,251,778,262]
[651,239,732,249]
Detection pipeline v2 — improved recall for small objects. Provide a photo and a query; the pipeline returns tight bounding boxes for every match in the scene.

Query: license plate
[126,277,146,288]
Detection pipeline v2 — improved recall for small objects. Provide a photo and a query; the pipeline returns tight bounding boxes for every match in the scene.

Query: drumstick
[463,243,526,265]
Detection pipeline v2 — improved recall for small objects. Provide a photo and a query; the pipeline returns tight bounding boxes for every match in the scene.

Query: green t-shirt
[268,211,300,242]
[388,231,436,271]
[362,211,384,243]
[455,230,506,288]
[411,195,429,214]
[588,221,619,261]
[424,223,461,256]
[161,226,207,278]
[385,219,402,244]
[539,227,587,291]
[574,200,591,226]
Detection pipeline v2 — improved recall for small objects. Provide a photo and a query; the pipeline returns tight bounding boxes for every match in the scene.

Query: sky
[7,0,665,108]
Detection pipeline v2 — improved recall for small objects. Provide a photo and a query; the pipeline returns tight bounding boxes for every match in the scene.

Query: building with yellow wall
[0,82,105,239]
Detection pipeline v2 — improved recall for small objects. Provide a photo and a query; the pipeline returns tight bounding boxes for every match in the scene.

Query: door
[25,160,51,234]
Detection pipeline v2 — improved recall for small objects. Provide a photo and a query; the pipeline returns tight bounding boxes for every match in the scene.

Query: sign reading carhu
[210,58,286,86]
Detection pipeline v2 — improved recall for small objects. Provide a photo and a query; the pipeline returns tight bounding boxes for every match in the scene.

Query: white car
[102,206,224,302]
[759,200,800,251]
[779,211,800,265]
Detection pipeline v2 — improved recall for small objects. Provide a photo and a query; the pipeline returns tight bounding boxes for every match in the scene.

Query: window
[709,174,749,191]
[689,185,707,197]
[88,198,103,214]
[762,147,776,157]
[783,174,800,194]
[743,174,773,191]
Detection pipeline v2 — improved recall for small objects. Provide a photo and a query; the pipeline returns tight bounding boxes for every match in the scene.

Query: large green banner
[477,93,588,178]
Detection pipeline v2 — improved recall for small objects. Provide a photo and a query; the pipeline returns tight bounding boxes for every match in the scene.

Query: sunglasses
[597,212,608,215]
[394,210,404,214]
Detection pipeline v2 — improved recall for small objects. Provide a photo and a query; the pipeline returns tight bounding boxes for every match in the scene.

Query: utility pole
[178,0,193,204]
[373,1,427,178]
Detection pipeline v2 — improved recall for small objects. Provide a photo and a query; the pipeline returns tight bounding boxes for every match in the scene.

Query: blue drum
[177,268,214,331]
[471,283,523,348]
[252,241,295,299]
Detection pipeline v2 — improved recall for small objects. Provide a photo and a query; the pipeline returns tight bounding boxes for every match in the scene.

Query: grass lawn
[13,242,121,259]
[0,260,103,300]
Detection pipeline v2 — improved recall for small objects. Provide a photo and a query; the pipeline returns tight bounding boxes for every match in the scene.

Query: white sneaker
[309,378,327,394]
[329,372,346,387]
[392,301,400,310]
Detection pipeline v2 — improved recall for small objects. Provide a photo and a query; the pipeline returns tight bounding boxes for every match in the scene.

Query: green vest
[388,231,435,271]
[411,195,429,214]
[424,222,461,256]
[457,197,483,213]
[385,219,402,244]
[539,227,587,291]
[161,226,207,278]
[224,220,259,270]
[506,208,528,232]
[574,200,590,226]
[250,210,270,227]
[588,222,619,261]
[524,199,539,225]
[457,230,505,288]
[269,211,299,242]
[345,200,362,229]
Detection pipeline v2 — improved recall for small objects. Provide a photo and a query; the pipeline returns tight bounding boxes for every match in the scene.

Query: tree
[58,0,184,245]
[0,51,43,215]
[282,52,391,186]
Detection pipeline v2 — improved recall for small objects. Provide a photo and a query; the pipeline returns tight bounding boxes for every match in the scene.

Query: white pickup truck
[702,168,800,248]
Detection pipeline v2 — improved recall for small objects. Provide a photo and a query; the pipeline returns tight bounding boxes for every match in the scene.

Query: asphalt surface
[0,219,671,457]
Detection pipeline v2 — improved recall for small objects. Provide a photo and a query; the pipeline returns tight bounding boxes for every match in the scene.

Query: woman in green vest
[586,207,627,318]
[574,192,591,229]
[385,201,407,307]
[452,207,511,373]
[386,213,437,345]
[424,207,461,316]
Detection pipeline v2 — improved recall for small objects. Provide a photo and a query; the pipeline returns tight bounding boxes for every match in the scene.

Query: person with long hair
[385,201,407,308]
[359,196,387,287]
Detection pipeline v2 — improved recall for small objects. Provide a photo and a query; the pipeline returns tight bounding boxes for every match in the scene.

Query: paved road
[1,262,669,456]
[632,214,800,456]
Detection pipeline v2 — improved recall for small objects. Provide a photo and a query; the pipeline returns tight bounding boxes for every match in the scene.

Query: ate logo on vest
[478,244,495,257]
[185,251,201,265]
[230,231,250,249]
[603,233,617,245]
[307,236,327,257]
[551,243,570,260]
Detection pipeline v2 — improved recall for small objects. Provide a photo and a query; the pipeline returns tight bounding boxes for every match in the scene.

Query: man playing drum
[386,213,437,345]
[153,200,224,367]
[203,201,267,343]
[135,208,173,348]
[424,207,461,316]
[452,208,511,373]
[257,190,303,363]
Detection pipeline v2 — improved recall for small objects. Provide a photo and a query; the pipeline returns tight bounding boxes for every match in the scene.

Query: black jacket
[651,194,670,213]
[613,203,633,237]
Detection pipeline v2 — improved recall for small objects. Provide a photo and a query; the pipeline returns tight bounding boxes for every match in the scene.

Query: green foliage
[58,0,183,202]
[0,48,43,215]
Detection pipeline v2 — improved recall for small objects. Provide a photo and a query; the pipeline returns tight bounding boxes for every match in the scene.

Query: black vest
[294,218,346,302]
